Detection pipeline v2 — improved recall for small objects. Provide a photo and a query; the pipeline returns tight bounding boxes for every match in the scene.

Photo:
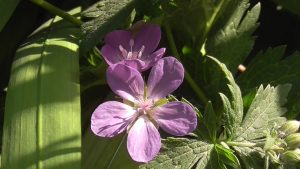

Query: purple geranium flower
[91,57,197,163]
[100,23,166,72]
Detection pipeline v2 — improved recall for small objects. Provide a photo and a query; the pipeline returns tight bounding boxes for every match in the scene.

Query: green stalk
[30,0,83,26]
[164,23,208,105]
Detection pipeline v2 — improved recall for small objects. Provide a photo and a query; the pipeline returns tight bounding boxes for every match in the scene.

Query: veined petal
[101,45,122,65]
[91,101,136,137]
[134,24,161,55]
[127,116,161,163]
[107,64,144,102]
[153,101,197,136]
[104,30,132,50]
[141,48,166,71]
[121,59,146,72]
[147,57,184,101]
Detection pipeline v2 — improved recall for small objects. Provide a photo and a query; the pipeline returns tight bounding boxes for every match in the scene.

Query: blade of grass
[1,8,81,169]
[0,0,21,31]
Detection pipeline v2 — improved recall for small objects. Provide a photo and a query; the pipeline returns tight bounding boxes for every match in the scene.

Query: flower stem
[30,0,83,26]
[164,23,208,105]
[226,141,257,147]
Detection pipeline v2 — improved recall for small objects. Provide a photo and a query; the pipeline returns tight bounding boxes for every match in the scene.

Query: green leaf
[198,101,218,142]
[237,46,300,119]
[80,0,136,54]
[0,0,20,31]
[272,0,300,17]
[1,8,81,169]
[82,131,137,169]
[232,146,264,169]
[215,144,240,168]
[233,84,291,141]
[197,56,243,133]
[140,138,214,169]
[205,0,260,74]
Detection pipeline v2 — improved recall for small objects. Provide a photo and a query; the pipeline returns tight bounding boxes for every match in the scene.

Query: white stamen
[138,45,145,58]
[119,45,128,58]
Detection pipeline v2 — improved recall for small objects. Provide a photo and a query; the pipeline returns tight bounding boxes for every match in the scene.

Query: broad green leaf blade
[237,46,300,119]
[80,0,136,54]
[2,9,81,169]
[233,84,291,141]
[82,131,137,169]
[0,0,20,31]
[200,56,243,134]
[205,0,260,73]
[140,138,214,169]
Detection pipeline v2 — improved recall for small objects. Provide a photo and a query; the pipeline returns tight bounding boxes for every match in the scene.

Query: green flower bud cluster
[277,120,300,163]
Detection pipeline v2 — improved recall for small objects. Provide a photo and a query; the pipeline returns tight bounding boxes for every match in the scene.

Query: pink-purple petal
[104,30,132,50]
[141,48,166,71]
[147,57,184,101]
[101,45,122,65]
[91,101,136,138]
[133,24,161,55]
[121,59,146,72]
[153,101,197,136]
[107,64,145,102]
[127,115,161,163]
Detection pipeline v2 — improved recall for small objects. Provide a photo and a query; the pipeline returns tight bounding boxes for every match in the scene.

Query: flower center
[118,39,145,60]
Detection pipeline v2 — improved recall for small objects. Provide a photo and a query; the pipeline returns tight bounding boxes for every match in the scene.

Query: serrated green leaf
[200,56,243,136]
[237,46,300,119]
[80,0,136,54]
[198,101,217,142]
[140,138,214,169]
[205,0,260,74]
[2,8,81,169]
[0,0,20,31]
[215,144,240,168]
[233,84,291,141]
[232,146,264,169]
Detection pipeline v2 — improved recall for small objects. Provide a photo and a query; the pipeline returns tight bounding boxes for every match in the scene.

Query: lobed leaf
[1,8,81,169]
[80,0,136,54]
[233,84,291,141]
[199,56,243,136]
[237,46,300,119]
[140,138,214,169]
[205,0,260,74]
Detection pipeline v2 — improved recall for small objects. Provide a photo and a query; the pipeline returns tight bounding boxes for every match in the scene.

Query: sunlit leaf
[1,8,81,169]
[80,0,136,54]
[237,46,300,119]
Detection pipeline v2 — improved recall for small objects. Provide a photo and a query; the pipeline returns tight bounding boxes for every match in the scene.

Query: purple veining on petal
[147,57,184,101]
[153,101,197,136]
[91,56,197,164]
[106,64,144,102]
[127,115,161,163]
[100,23,164,71]
[91,101,136,137]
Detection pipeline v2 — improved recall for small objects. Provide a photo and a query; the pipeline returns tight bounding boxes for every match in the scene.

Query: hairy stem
[30,0,83,26]
[226,141,260,147]
[164,23,208,105]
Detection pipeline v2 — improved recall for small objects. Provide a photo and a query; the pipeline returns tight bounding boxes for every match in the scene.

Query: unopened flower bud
[280,149,300,163]
[279,120,300,136]
[285,133,300,149]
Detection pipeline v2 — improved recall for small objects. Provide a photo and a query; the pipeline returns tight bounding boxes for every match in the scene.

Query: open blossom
[100,23,165,72]
[91,57,197,163]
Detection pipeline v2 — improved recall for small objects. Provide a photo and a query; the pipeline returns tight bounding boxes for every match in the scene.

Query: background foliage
[0,0,300,168]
